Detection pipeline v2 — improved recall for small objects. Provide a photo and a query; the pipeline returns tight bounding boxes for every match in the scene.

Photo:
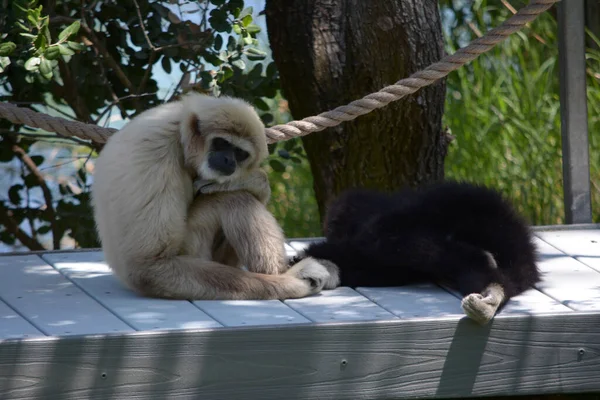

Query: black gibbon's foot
[461,283,505,325]
[286,257,331,291]
[287,256,340,290]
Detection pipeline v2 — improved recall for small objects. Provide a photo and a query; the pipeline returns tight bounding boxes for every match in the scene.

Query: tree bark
[265,0,450,223]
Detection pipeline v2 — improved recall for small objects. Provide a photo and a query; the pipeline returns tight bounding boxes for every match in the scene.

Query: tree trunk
[265,0,450,223]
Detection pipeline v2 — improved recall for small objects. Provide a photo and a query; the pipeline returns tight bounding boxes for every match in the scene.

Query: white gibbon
[92,92,339,300]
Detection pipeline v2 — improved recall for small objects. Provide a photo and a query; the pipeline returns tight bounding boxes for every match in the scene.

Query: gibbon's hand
[196,169,271,204]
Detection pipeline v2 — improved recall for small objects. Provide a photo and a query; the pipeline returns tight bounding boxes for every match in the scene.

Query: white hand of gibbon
[195,169,271,204]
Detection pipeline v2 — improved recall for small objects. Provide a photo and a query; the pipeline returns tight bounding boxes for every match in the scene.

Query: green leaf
[27,13,38,26]
[232,24,242,35]
[261,113,273,125]
[8,185,23,205]
[66,41,86,51]
[161,56,172,73]
[37,225,52,234]
[254,97,269,111]
[283,139,296,151]
[58,43,75,56]
[16,21,29,32]
[277,149,290,159]
[290,157,302,164]
[217,50,229,62]
[245,24,261,34]
[30,155,44,166]
[210,0,226,4]
[39,57,53,79]
[24,56,41,71]
[58,20,81,41]
[44,45,61,60]
[0,56,10,73]
[239,6,253,20]
[24,173,40,188]
[231,58,245,70]
[269,159,286,173]
[0,42,16,56]
[214,34,223,50]
[33,32,47,52]
[242,35,253,45]
[245,47,267,60]
[19,32,36,39]
[221,65,233,80]
[241,15,252,27]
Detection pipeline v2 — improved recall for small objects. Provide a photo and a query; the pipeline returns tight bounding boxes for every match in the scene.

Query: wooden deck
[1,225,600,399]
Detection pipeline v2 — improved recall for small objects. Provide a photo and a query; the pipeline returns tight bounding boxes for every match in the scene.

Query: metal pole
[558,0,593,224]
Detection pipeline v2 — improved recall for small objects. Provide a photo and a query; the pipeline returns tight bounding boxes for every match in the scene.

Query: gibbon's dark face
[207,137,250,176]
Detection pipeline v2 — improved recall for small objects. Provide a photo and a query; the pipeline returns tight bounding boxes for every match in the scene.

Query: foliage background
[0,0,598,252]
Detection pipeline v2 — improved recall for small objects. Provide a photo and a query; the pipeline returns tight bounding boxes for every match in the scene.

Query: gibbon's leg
[460,252,506,325]
[461,283,505,326]
[211,229,242,268]
[186,190,289,275]
[131,256,330,301]
[127,193,331,301]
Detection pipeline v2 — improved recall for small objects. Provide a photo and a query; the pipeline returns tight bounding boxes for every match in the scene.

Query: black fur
[295,181,540,311]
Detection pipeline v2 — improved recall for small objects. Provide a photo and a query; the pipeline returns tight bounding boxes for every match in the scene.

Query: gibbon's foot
[461,283,505,325]
[285,257,338,294]
[313,259,340,289]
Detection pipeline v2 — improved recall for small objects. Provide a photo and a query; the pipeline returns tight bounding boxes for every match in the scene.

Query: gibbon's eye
[211,137,231,151]
[235,147,249,162]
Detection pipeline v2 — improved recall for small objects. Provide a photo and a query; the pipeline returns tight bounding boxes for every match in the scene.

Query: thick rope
[0,0,558,145]
[0,102,116,143]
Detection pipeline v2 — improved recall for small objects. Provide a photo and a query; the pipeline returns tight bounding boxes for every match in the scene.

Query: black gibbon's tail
[302,233,505,296]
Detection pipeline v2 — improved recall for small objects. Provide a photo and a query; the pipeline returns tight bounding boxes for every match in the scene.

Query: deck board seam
[0,295,49,337]
[353,288,416,320]
[189,301,229,327]
[531,234,585,312]
[38,253,139,332]
[282,299,319,322]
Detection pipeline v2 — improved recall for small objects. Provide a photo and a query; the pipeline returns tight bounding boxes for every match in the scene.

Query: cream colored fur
[92,92,335,300]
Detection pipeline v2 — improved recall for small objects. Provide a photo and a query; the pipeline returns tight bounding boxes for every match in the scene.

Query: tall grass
[443,4,600,226]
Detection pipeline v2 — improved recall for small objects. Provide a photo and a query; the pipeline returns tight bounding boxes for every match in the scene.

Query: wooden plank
[355,284,465,319]
[1,312,599,400]
[284,287,398,322]
[0,299,45,340]
[0,255,132,336]
[536,229,600,273]
[42,252,222,331]
[532,236,600,311]
[284,243,297,259]
[193,300,311,327]
[498,288,573,315]
[287,240,313,253]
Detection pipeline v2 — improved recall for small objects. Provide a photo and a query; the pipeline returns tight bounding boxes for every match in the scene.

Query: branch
[11,144,61,250]
[132,0,156,51]
[57,59,93,122]
[94,92,156,124]
[51,16,139,108]
[0,203,46,251]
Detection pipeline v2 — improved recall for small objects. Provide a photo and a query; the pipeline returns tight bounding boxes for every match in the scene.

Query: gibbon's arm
[195,169,271,204]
